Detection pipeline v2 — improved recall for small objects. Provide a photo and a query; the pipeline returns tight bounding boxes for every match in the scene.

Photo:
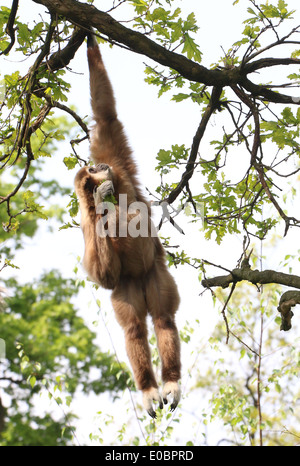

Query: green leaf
[17,23,31,44]
[157,148,172,166]
[182,34,202,62]
[29,376,36,388]
[63,156,78,170]
[172,93,190,102]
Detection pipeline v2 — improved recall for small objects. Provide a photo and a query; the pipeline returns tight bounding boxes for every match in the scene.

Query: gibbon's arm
[87,34,137,179]
[82,213,122,290]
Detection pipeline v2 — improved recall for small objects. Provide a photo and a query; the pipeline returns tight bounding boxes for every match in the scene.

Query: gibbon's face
[75,163,113,194]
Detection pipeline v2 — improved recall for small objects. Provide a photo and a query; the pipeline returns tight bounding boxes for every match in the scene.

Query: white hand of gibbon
[93,180,114,205]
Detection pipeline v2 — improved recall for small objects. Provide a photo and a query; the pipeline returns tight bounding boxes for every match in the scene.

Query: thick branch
[277,290,300,331]
[243,57,300,74]
[241,76,300,105]
[201,267,300,290]
[202,267,300,331]
[45,27,87,71]
[31,0,243,87]
[32,0,300,106]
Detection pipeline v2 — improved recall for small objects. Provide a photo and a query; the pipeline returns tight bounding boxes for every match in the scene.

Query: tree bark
[277,291,300,331]
[202,267,300,290]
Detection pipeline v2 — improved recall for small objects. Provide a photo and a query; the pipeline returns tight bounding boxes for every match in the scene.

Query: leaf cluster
[0,7,89,254]
[0,270,131,445]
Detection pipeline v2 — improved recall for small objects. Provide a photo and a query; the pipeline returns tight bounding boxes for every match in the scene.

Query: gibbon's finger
[93,186,102,206]
[93,181,114,205]
[142,387,163,419]
[99,181,114,199]
[162,381,181,412]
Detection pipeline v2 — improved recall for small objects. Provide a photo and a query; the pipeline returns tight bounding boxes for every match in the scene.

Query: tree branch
[0,144,34,206]
[230,84,300,235]
[28,0,240,86]
[241,76,300,105]
[202,266,300,331]
[277,290,300,331]
[32,0,300,106]
[202,267,300,290]
[165,86,223,205]
[0,15,88,216]
[44,27,88,71]
[243,57,300,75]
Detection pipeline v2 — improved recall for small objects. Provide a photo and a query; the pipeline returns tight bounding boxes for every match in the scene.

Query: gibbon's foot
[93,180,114,205]
[162,381,181,412]
[142,387,163,419]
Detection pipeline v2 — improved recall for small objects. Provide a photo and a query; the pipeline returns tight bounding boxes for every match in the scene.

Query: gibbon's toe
[142,387,163,419]
[162,381,181,412]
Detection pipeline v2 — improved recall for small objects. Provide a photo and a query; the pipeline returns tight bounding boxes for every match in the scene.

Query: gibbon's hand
[93,180,114,205]
[162,381,181,412]
[142,387,163,419]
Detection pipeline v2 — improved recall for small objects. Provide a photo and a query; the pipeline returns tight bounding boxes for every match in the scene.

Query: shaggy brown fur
[74,35,181,418]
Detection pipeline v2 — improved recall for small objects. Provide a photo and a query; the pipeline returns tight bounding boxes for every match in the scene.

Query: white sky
[1,0,300,446]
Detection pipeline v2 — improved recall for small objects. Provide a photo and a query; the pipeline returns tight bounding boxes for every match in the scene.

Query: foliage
[199,278,300,446]
[0,115,73,260]
[0,270,130,446]
[85,262,300,446]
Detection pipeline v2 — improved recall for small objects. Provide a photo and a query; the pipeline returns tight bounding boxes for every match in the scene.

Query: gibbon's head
[74,163,113,195]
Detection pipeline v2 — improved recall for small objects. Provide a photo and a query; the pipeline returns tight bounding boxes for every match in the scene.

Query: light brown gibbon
[74,34,181,418]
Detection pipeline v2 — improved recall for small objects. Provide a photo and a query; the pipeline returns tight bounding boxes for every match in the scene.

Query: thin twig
[0,0,19,56]
[166,86,223,205]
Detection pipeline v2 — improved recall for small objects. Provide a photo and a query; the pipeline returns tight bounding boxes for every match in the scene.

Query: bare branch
[202,267,300,290]
[0,144,34,206]
[244,57,300,75]
[243,24,300,64]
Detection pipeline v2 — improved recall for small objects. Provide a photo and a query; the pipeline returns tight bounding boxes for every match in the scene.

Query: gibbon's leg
[111,278,163,418]
[145,261,181,412]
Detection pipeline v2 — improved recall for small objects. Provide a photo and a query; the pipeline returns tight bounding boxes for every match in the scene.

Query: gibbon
[74,34,181,418]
